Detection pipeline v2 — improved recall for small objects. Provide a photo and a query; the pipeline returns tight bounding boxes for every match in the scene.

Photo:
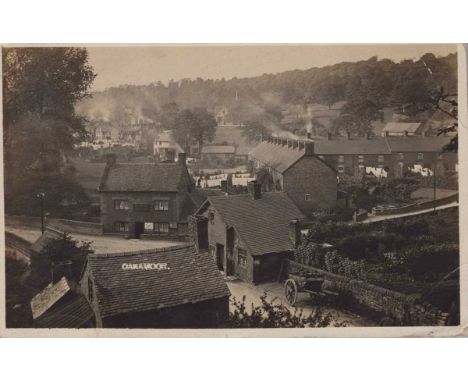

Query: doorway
[134,222,144,239]
[215,243,225,271]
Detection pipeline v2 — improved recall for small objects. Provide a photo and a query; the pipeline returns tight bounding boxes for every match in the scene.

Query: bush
[227,293,346,328]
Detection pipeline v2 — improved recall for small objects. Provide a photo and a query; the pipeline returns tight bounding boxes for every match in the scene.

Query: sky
[87,44,457,91]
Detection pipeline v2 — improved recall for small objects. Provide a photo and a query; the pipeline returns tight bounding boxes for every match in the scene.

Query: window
[154,200,169,211]
[337,165,345,173]
[169,222,178,229]
[238,248,247,267]
[418,152,424,160]
[338,155,345,163]
[304,193,311,202]
[114,221,129,232]
[133,203,150,212]
[318,155,325,160]
[358,155,364,163]
[114,199,130,210]
[398,153,405,160]
[378,155,385,163]
[154,222,169,233]
[144,222,154,232]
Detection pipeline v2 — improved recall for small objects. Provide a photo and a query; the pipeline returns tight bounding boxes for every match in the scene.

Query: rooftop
[314,137,392,155]
[382,122,422,134]
[202,145,236,154]
[99,162,194,192]
[31,277,71,320]
[85,243,230,318]
[200,192,306,257]
[248,141,306,173]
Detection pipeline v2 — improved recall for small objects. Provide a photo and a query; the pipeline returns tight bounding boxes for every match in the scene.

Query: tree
[173,107,216,154]
[332,99,383,136]
[241,119,269,143]
[30,233,93,292]
[3,47,96,216]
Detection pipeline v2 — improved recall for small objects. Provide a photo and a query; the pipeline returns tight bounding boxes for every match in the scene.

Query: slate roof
[31,277,71,320]
[202,192,306,257]
[314,138,392,155]
[382,122,422,134]
[30,228,64,254]
[248,141,305,173]
[85,243,230,318]
[34,295,95,328]
[99,162,194,192]
[202,145,236,154]
[385,136,451,152]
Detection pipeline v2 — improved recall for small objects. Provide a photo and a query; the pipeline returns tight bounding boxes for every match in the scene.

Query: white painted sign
[121,263,170,270]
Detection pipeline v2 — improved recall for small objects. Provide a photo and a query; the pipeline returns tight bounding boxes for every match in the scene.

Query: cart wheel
[284,279,298,306]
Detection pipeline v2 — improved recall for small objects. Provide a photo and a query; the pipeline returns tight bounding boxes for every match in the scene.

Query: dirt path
[226,279,376,327]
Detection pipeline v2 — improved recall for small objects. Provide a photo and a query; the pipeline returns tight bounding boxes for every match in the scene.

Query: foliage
[3,47,96,217]
[227,293,345,328]
[173,107,217,153]
[31,233,94,291]
[5,257,33,328]
[332,99,383,136]
[241,119,269,143]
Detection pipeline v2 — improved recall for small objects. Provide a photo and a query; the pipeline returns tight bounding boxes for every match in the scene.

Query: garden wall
[287,260,448,326]
[5,215,103,236]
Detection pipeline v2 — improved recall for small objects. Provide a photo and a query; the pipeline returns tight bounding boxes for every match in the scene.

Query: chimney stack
[220,180,228,194]
[289,219,302,248]
[178,152,187,164]
[327,131,332,140]
[404,131,409,137]
[346,132,351,140]
[365,131,370,140]
[384,131,390,137]
[306,132,312,140]
[105,153,117,167]
[247,180,262,200]
[304,141,315,156]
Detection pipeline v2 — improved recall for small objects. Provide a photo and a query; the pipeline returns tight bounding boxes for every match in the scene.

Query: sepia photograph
[1,44,464,334]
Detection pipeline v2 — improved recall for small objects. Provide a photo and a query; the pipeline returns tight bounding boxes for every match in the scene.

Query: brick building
[194,182,306,283]
[248,137,338,217]
[98,153,211,239]
[201,145,236,164]
[79,243,230,328]
[313,134,456,178]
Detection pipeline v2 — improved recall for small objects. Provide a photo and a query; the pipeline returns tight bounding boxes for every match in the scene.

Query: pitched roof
[314,138,392,155]
[99,162,194,192]
[31,277,71,320]
[248,141,305,173]
[202,192,306,257]
[30,228,64,254]
[86,244,230,318]
[382,122,422,134]
[34,295,94,328]
[202,145,236,154]
[385,136,452,152]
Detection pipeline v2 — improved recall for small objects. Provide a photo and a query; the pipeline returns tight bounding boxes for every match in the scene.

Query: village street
[226,279,376,327]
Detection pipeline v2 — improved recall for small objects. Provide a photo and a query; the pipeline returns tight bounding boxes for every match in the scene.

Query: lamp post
[36,192,45,234]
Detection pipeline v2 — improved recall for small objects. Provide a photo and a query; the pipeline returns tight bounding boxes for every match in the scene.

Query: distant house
[381,122,424,136]
[30,277,95,328]
[309,133,455,178]
[79,243,230,328]
[249,137,338,216]
[153,130,185,162]
[98,153,209,239]
[314,133,392,177]
[201,145,236,163]
[194,182,306,283]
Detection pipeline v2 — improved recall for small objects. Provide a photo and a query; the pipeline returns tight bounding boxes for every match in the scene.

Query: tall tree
[173,107,216,154]
[241,119,269,143]
[3,47,96,216]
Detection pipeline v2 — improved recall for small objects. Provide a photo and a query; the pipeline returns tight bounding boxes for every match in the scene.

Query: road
[226,279,376,327]
[362,202,458,223]
[5,226,184,254]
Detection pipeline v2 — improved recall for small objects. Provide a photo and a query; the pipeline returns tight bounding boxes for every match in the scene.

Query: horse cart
[284,270,339,306]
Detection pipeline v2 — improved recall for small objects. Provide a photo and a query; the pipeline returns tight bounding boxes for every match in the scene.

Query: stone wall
[287,260,448,326]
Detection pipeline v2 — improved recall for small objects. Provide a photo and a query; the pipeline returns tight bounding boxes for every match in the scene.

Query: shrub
[227,293,346,328]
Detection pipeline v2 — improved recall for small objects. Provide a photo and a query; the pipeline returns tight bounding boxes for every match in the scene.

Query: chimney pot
[247,180,262,200]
